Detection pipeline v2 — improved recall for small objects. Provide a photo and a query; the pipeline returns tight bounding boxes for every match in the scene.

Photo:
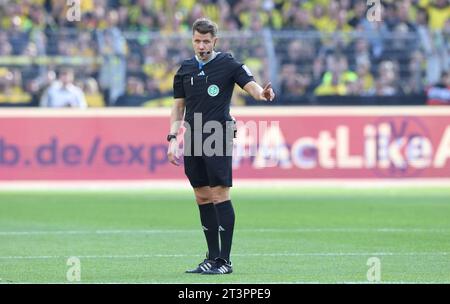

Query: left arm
[243,81,275,102]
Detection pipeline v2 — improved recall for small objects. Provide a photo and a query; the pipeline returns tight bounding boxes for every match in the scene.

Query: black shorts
[183,125,234,188]
[184,154,233,188]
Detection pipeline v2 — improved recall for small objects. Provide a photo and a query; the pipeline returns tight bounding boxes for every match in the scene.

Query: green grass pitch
[0,187,449,283]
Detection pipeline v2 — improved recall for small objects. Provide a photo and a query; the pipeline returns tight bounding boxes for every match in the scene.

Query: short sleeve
[173,67,185,99]
[232,63,255,89]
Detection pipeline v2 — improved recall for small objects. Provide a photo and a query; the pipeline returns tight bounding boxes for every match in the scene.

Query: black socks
[198,200,235,262]
[215,200,235,262]
[198,203,220,260]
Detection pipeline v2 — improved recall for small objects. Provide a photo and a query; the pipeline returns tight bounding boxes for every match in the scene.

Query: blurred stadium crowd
[0,0,449,107]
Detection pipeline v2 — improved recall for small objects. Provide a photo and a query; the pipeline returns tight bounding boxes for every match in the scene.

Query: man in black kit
[167,18,275,275]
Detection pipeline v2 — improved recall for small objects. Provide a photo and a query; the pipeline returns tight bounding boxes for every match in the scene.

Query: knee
[211,192,230,203]
[195,193,212,204]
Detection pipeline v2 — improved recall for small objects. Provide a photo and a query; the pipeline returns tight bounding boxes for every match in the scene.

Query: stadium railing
[0,28,447,107]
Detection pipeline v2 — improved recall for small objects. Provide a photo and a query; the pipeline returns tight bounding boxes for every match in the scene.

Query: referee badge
[207,84,220,97]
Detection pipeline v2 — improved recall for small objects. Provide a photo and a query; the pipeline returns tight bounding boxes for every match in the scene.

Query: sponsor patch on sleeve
[242,65,253,77]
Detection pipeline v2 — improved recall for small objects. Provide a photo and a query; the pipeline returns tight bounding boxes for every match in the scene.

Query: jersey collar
[195,51,221,69]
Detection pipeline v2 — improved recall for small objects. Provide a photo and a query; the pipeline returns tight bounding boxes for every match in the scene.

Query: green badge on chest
[207,84,220,97]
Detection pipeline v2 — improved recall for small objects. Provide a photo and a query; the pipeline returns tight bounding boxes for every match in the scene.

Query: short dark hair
[192,18,218,37]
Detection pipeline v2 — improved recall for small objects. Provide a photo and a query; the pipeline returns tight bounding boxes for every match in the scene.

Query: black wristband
[167,134,177,142]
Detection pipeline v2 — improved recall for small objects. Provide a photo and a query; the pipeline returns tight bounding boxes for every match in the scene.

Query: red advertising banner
[0,108,449,181]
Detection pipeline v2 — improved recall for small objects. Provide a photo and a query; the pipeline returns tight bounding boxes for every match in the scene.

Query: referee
[167,18,275,275]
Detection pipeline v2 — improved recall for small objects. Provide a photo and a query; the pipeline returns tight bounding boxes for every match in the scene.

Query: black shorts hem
[209,182,233,188]
[188,181,233,188]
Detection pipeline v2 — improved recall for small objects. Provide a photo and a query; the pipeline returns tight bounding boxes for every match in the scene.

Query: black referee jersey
[173,52,255,128]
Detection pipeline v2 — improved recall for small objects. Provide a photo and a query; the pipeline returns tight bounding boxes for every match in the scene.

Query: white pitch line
[0,228,449,236]
[0,252,448,260]
[0,230,192,236]
[260,281,450,284]
[2,179,450,190]
[4,281,450,284]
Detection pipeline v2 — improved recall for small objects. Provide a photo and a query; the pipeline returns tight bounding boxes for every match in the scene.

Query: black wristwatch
[167,134,177,142]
